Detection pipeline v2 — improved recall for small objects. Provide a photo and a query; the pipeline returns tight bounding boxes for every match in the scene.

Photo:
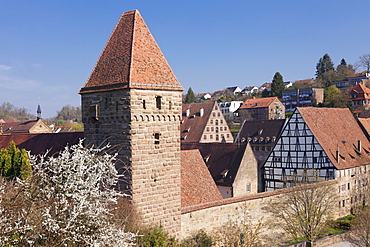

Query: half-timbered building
[263,107,370,193]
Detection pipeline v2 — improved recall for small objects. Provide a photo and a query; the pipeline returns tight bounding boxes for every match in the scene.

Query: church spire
[37,102,42,120]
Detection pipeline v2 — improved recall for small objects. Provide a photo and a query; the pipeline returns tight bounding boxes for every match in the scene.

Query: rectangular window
[156,96,162,109]
[143,100,146,109]
[154,133,160,145]
[89,104,99,120]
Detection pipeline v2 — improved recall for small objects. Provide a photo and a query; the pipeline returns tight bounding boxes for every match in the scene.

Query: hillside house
[333,72,370,91]
[241,86,258,95]
[347,83,370,109]
[181,101,233,143]
[236,97,285,121]
[218,101,242,121]
[282,88,324,112]
[226,86,242,94]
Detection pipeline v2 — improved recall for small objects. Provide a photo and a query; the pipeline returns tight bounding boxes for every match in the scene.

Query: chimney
[358,140,362,152]
[186,109,190,117]
[200,108,204,117]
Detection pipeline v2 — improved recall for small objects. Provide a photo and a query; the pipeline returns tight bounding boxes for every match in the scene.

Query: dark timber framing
[263,109,336,191]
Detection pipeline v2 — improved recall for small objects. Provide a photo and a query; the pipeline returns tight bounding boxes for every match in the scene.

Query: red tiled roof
[346,72,368,78]
[347,83,370,100]
[298,107,370,169]
[0,132,83,156]
[181,149,222,207]
[238,97,279,109]
[79,10,183,94]
[2,120,38,134]
[181,101,215,142]
[181,143,247,186]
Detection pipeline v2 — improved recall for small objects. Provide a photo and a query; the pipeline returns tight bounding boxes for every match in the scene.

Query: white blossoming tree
[0,140,136,246]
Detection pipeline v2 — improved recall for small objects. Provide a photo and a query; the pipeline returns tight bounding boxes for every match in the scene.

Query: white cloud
[0,65,12,71]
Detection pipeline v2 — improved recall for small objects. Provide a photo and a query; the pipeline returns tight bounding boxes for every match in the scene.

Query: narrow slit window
[154,133,160,144]
[156,96,162,109]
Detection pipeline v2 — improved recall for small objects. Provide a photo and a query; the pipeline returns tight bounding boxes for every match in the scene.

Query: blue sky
[1,0,370,118]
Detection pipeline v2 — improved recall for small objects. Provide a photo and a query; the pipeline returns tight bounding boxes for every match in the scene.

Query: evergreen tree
[261,89,270,98]
[315,54,335,87]
[271,72,285,99]
[0,141,31,179]
[336,58,355,81]
[185,87,195,103]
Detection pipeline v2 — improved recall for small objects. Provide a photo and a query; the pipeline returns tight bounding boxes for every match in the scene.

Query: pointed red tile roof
[79,10,183,94]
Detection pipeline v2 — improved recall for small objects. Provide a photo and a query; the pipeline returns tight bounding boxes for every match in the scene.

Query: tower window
[154,133,160,144]
[156,96,162,109]
[89,104,98,121]
[143,100,146,109]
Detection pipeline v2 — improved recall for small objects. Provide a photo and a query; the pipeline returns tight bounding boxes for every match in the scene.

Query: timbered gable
[264,109,336,191]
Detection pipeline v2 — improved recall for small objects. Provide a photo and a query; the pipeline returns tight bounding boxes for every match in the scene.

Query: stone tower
[79,10,183,234]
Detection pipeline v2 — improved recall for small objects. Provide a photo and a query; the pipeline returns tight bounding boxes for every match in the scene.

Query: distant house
[195,93,212,101]
[241,86,259,95]
[235,119,287,164]
[182,142,259,197]
[236,97,285,121]
[263,107,370,215]
[181,101,233,143]
[347,83,370,108]
[333,72,370,91]
[282,88,324,112]
[0,119,53,134]
[218,101,243,121]
[226,86,242,95]
[284,81,293,88]
[258,83,272,92]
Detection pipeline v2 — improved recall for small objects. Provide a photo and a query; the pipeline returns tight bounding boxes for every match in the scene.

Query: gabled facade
[79,10,183,234]
[0,119,53,134]
[242,86,258,95]
[181,101,233,143]
[236,97,285,121]
[263,107,370,194]
[347,83,370,107]
[226,86,242,94]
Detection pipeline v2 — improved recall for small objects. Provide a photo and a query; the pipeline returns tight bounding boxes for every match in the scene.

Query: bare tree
[347,207,370,247]
[358,54,370,73]
[265,182,337,246]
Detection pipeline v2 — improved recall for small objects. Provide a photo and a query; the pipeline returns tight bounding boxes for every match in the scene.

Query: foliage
[316,53,335,86]
[182,230,213,247]
[347,207,370,247]
[211,215,263,247]
[261,88,270,98]
[0,141,136,246]
[266,182,337,244]
[323,85,352,109]
[0,101,35,121]
[185,87,196,104]
[136,226,179,247]
[0,141,31,180]
[271,72,285,99]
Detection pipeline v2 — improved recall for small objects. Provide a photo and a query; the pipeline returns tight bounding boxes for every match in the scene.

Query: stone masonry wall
[81,88,183,235]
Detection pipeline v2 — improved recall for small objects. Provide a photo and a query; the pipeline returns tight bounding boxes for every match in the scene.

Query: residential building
[258,82,272,92]
[181,101,233,143]
[235,119,286,164]
[218,101,242,121]
[347,83,370,108]
[226,86,242,94]
[195,93,212,101]
[282,88,324,112]
[236,97,285,121]
[263,107,370,214]
[241,86,258,95]
[0,119,53,134]
[181,142,259,197]
[333,72,370,91]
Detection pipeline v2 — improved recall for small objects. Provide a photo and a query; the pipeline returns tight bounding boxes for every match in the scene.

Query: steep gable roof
[347,83,370,99]
[181,149,222,207]
[181,143,247,186]
[298,107,370,169]
[181,101,215,142]
[79,10,183,94]
[239,97,279,109]
[1,119,51,134]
